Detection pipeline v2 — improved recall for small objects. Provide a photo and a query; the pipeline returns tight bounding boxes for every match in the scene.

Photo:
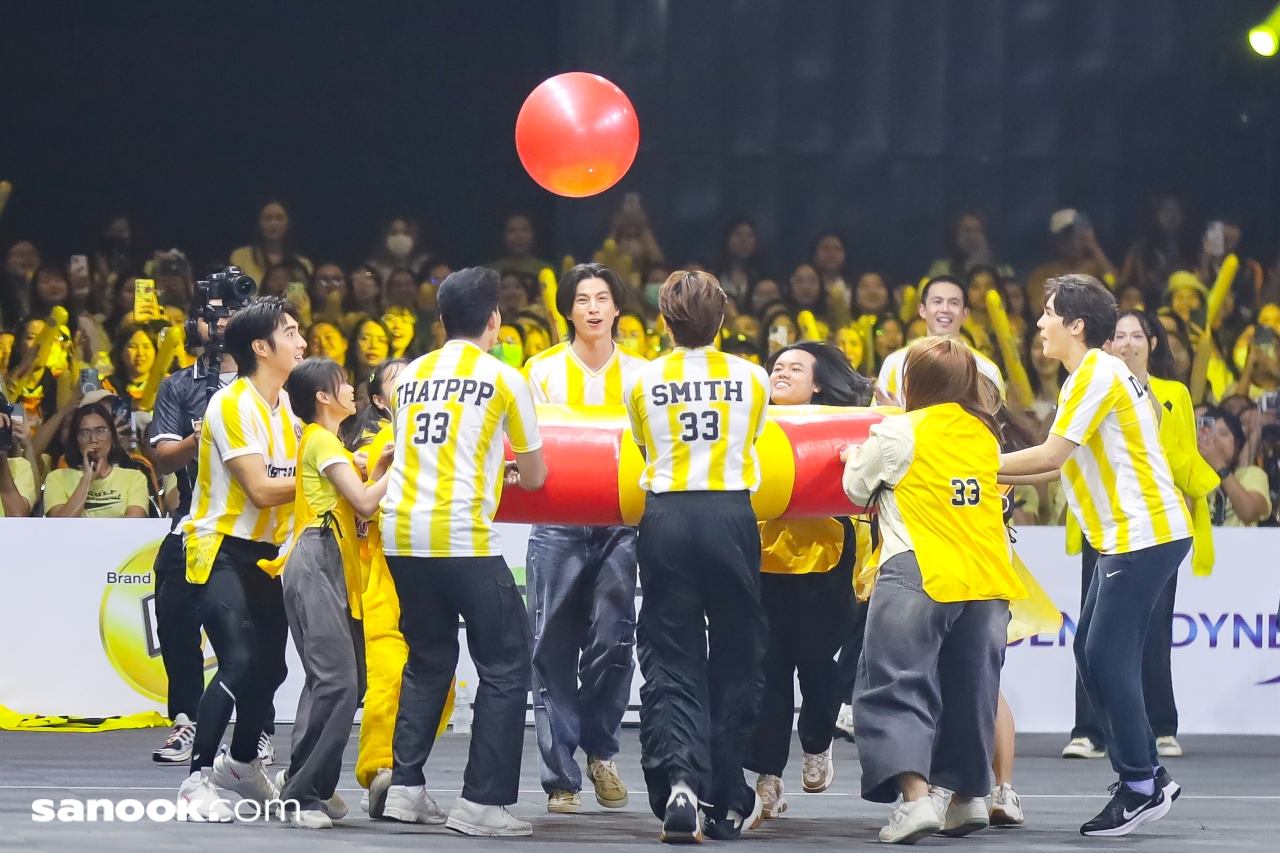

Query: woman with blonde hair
[841,336,1027,844]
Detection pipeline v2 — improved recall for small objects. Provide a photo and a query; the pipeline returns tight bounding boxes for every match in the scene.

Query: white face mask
[386,234,413,257]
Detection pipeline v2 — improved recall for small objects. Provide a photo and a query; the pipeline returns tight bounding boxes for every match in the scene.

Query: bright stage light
[1251,26,1278,57]
[1251,4,1280,56]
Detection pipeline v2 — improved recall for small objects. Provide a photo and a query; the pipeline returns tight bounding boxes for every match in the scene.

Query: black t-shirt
[149,362,232,527]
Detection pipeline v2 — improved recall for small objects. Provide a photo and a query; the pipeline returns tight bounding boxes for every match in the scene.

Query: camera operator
[1198,406,1271,526]
[147,267,254,764]
[0,396,38,517]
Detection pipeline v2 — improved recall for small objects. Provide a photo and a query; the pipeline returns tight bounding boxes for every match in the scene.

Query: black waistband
[644,490,752,511]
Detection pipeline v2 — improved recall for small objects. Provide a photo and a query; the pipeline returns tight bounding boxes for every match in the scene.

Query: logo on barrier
[99,540,215,702]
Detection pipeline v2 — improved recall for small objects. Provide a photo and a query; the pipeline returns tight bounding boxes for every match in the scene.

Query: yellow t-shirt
[759,517,848,575]
[44,465,149,518]
[300,425,352,523]
[1,457,38,517]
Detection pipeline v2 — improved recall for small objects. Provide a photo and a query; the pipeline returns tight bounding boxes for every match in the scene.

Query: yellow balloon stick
[539,267,568,343]
[138,325,182,412]
[1205,254,1239,330]
[899,280,923,324]
[797,310,822,341]
[985,289,1033,406]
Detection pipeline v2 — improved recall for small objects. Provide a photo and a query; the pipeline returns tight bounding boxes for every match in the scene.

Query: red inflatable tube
[496,405,884,526]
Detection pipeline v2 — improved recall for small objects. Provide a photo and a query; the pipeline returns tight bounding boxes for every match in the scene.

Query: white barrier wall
[1,521,1277,733]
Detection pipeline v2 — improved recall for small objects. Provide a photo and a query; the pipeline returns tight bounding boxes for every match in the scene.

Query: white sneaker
[446,796,533,837]
[586,756,629,808]
[277,770,347,821]
[361,787,370,813]
[153,714,196,763]
[989,783,1024,826]
[802,746,835,793]
[834,703,856,742]
[177,771,234,823]
[1156,736,1183,758]
[210,748,278,803]
[257,731,276,765]
[879,797,942,844]
[1061,736,1105,759]
[289,809,333,829]
[939,795,989,837]
[928,785,951,819]
[756,774,787,819]
[366,767,393,819]
[382,784,447,825]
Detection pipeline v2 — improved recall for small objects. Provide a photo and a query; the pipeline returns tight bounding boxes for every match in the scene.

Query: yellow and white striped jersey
[183,377,301,546]
[626,346,769,494]
[381,340,542,558]
[1050,349,1192,555]
[524,341,648,405]
[878,339,1005,402]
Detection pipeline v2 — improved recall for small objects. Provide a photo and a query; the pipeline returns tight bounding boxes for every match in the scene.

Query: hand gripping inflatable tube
[495,404,885,525]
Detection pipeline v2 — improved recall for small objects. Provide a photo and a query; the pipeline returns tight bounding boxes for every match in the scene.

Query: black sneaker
[1080,785,1170,837]
[704,791,763,841]
[661,789,703,844]
[1155,767,1181,801]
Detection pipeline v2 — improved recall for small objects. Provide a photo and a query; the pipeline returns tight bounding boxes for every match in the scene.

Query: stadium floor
[1,727,1276,851]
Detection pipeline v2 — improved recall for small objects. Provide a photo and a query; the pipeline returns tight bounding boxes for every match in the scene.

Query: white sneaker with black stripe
[257,731,276,765]
[153,714,196,763]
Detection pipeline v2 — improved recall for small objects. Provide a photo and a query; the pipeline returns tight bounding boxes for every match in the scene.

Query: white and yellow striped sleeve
[750,365,769,441]
[626,372,648,449]
[1050,361,1111,446]
[212,390,265,462]
[501,368,543,454]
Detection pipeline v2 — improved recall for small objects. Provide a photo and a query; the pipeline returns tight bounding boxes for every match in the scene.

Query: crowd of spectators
[3,195,1280,526]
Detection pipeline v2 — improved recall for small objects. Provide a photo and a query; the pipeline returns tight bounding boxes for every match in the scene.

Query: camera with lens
[184,266,257,356]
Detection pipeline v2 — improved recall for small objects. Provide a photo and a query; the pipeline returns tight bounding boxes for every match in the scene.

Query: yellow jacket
[1067,376,1217,575]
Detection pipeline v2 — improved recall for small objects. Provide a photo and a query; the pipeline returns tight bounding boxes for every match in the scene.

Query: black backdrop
[0,3,559,269]
[2,1,1278,280]
[555,0,1280,280]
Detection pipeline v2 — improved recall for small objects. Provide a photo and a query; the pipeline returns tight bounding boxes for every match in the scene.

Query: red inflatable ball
[515,72,639,198]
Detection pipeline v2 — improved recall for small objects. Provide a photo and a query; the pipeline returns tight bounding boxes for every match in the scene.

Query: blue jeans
[527,524,638,794]
[1075,537,1191,782]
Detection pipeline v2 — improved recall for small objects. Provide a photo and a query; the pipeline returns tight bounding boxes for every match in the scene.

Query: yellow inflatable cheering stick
[898,279,923,325]
[796,309,822,342]
[985,289,1033,406]
[5,306,67,402]
[1205,254,1239,331]
[138,325,184,412]
[538,267,569,343]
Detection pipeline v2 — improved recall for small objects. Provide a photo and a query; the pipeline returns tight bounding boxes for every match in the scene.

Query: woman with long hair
[746,342,872,819]
[841,336,1027,844]
[44,402,149,518]
[274,357,393,828]
[229,201,312,286]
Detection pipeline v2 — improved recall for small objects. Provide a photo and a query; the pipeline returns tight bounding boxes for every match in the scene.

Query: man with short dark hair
[877,276,1004,404]
[149,299,241,765]
[1000,274,1191,837]
[523,263,646,815]
[372,267,547,837]
[176,296,306,821]
[626,270,771,843]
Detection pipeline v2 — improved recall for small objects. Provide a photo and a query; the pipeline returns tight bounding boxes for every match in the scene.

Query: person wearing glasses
[43,401,149,518]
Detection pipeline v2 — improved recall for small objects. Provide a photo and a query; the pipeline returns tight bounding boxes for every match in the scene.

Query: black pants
[386,555,532,806]
[836,597,870,706]
[745,564,853,777]
[189,536,289,770]
[154,532,205,722]
[1074,538,1191,781]
[636,490,767,821]
[1072,541,1181,742]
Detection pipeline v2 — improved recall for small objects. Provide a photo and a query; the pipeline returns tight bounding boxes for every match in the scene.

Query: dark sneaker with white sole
[1080,785,1170,837]
[661,789,703,844]
[704,791,763,841]
[1155,767,1181,801]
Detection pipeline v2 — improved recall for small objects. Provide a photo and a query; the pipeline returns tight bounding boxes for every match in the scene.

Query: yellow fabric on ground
[0,704,167,732]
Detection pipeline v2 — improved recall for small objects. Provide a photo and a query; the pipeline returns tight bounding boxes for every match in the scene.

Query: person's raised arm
[46,456,96,517]
[0,453,31,517]
[226,454,295,509]
[149,377,199,476]
[327,444,393,518]
[998,434,1077,479]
